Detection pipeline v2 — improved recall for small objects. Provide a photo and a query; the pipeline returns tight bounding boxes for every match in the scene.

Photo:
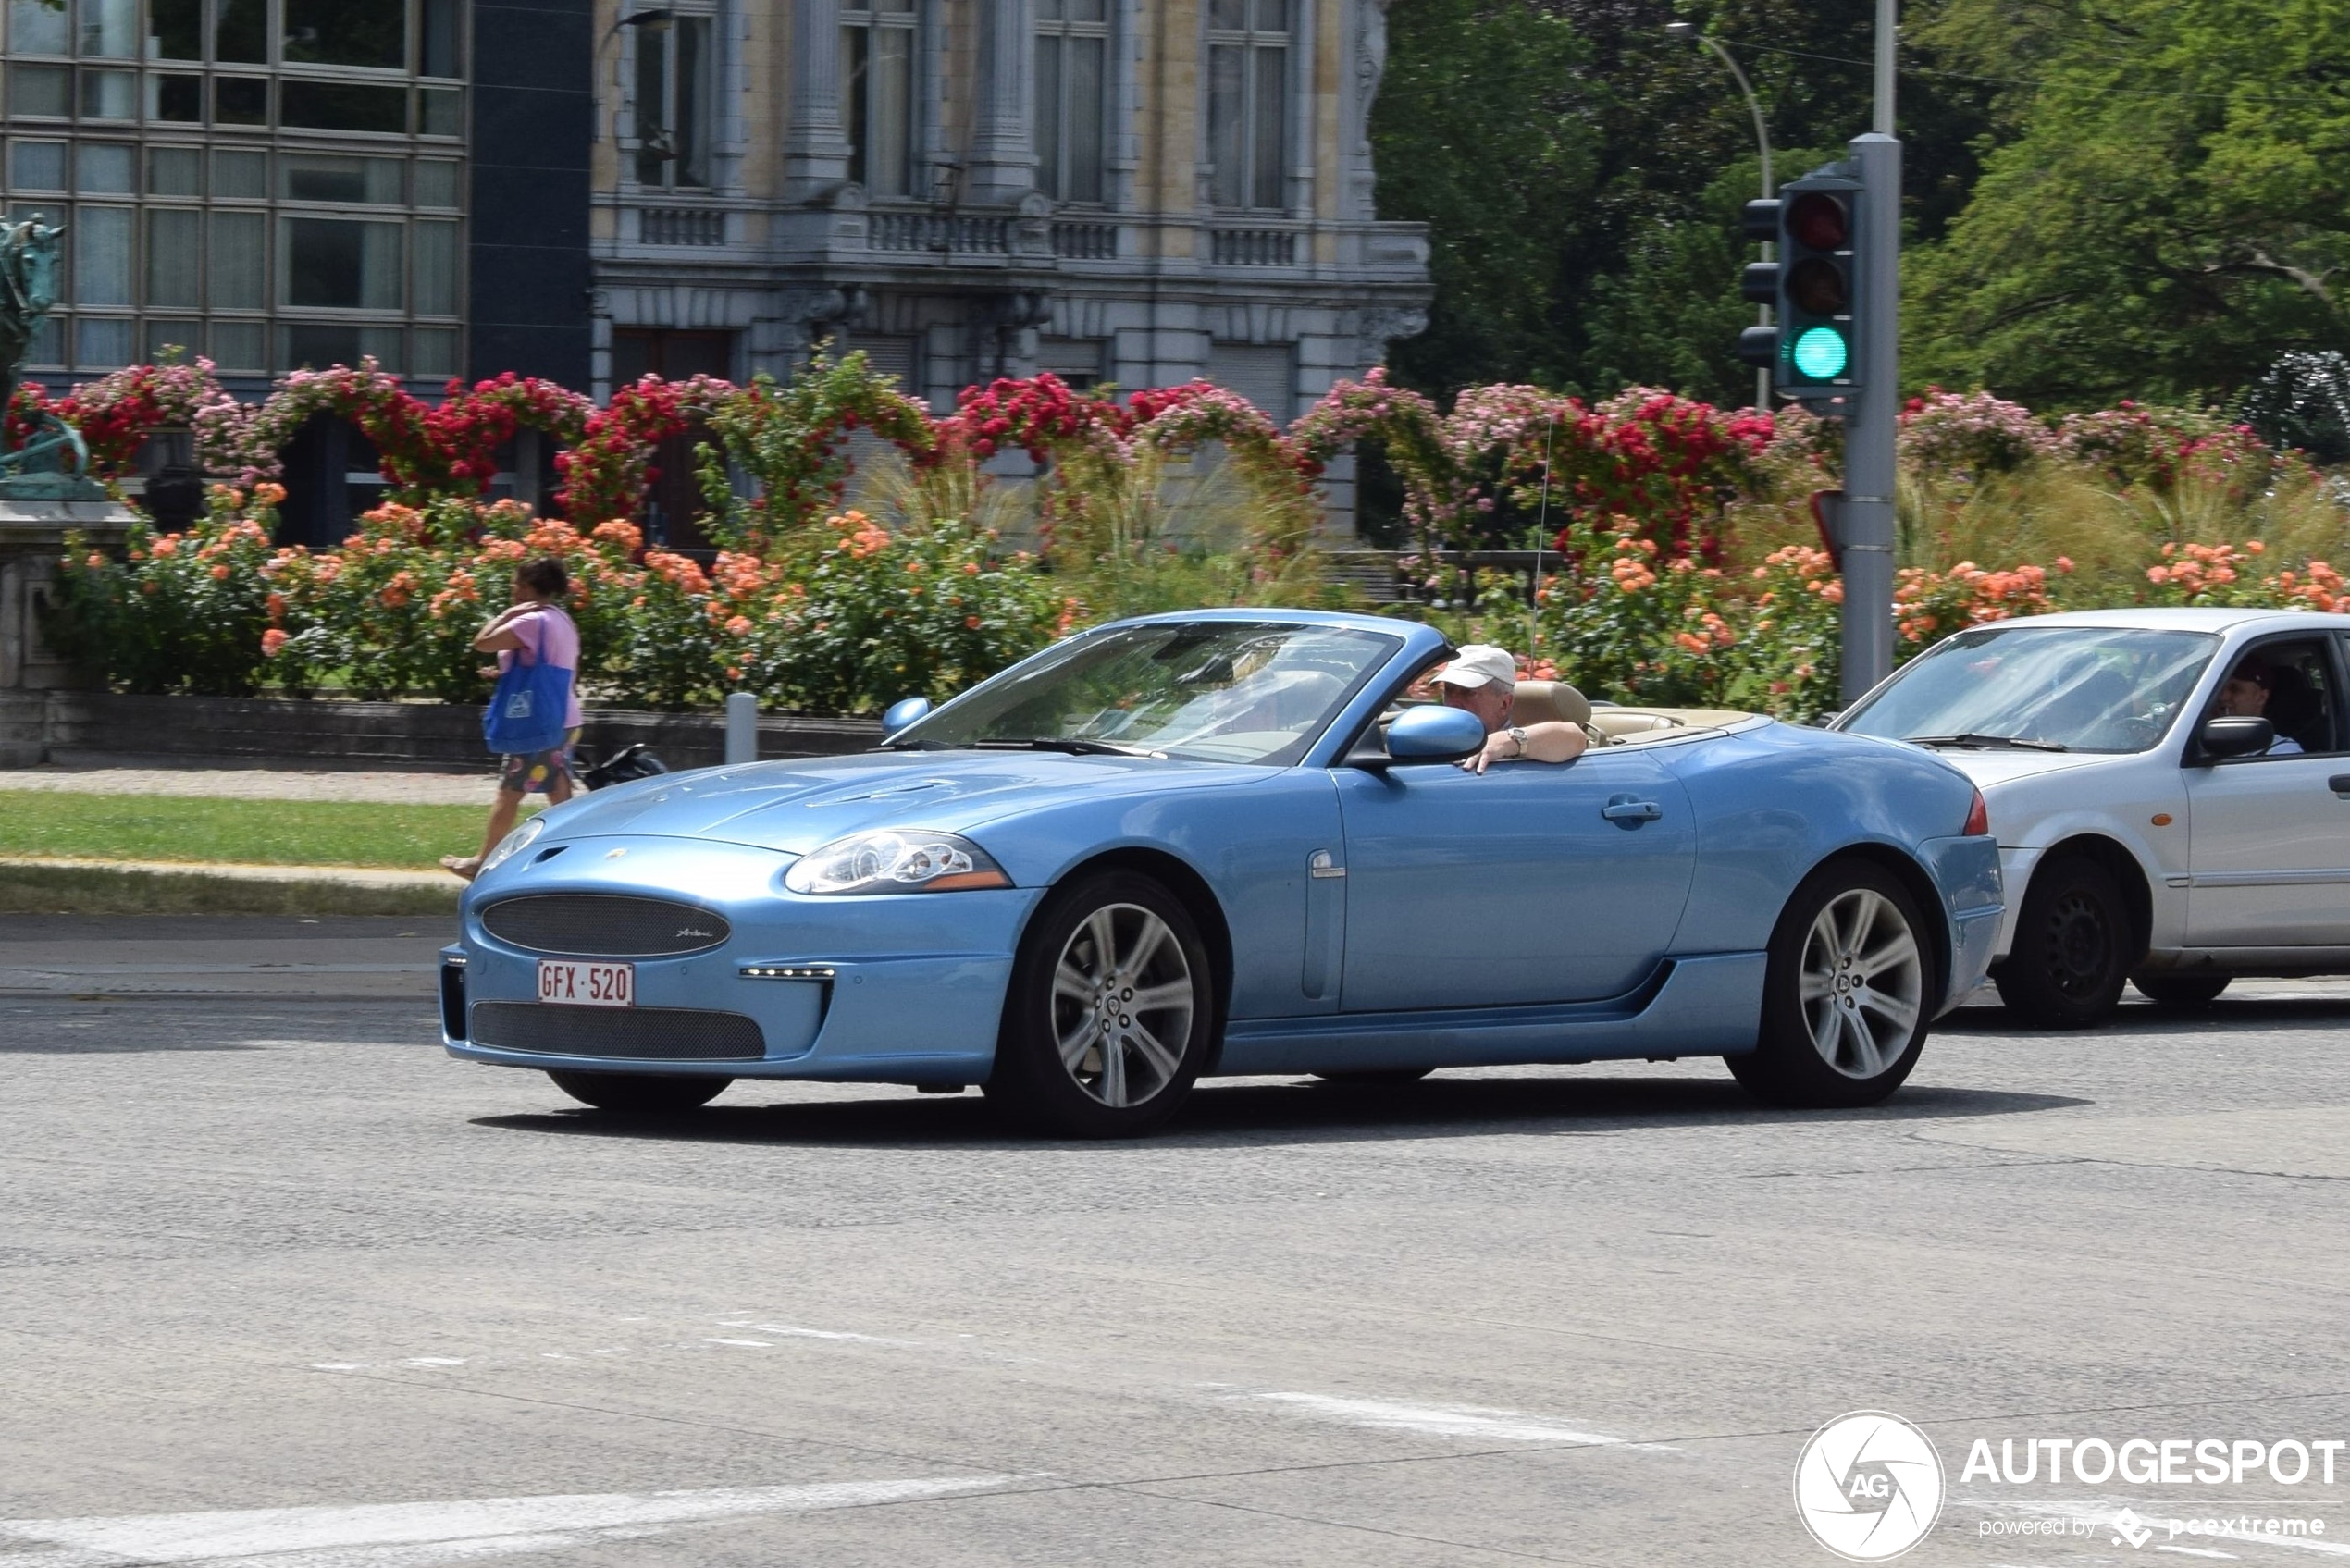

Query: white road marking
[701,1339,772,1348]
[2158,1548,2241,1560]
[399,1358,464,1368]
[0,1476,1015,1567]
[1226,1389,1675,1450]
[716,1319,911,1345]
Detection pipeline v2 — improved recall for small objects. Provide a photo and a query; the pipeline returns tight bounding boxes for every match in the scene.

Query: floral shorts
[498,728,581,796]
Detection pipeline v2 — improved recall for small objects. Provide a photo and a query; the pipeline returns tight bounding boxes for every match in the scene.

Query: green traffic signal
[1792,326,1849,380]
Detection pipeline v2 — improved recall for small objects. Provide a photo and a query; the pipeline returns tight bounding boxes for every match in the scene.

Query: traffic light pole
[1839,131,1900,703]
[1837,0,1901,704]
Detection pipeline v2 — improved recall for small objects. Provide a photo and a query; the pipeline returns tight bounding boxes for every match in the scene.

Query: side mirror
[1376,704,1490,766]
[2198,715,2274,760]
[881,696,932,740]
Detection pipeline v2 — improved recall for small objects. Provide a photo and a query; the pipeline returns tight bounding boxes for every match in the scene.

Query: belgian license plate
[538,959,634,1007]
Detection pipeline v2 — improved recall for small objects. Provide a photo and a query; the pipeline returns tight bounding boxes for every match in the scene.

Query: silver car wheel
[1051,903,1194,1107]
[1797,888,1923,1080]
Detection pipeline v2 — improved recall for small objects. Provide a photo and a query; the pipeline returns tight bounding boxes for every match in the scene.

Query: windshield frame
[1835,623,2222,756]
[885,618,1409,767]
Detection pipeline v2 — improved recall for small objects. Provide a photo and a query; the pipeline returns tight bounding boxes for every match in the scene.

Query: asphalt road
[6,916,2350,1566]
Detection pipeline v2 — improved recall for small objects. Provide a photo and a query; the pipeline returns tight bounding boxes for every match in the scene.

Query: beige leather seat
[1510,680,1610,747]
[1509,679,1591,726]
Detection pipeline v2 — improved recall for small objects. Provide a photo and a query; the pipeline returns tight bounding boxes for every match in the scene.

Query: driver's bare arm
[1462,720,1589,774]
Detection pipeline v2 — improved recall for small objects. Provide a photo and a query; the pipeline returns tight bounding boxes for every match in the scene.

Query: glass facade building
[2,0,467,380]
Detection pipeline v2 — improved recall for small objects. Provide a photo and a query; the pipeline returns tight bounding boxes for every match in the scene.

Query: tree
[1372,0,1998,404]
[1908,0,2350,406]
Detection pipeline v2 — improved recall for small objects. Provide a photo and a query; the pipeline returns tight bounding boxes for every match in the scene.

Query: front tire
[1995,856,2134,1027]
[984,871,1216,1138]
[547,1070,730,1113]
[2133,972,2231,1007]
[1729,859,1934,1108]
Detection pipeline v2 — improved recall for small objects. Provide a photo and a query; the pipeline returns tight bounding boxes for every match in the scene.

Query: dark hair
[515,556,569,599]
[2232,658,2274,688]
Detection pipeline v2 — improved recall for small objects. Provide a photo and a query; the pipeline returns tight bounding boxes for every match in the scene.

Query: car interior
[1379,664,1753,750]
[2228,639,2341,754]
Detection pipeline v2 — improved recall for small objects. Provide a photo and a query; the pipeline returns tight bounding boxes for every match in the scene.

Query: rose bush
[34,354,2350,725]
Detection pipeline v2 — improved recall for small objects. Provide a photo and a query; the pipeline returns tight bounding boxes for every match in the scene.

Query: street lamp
[1667,21,1775,412]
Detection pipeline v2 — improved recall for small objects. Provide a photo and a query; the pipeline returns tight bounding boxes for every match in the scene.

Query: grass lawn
[0,791,527,870]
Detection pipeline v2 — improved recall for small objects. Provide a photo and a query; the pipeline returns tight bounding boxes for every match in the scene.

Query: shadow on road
[1940,995,2350,1035]
[474,1076,2089,1151]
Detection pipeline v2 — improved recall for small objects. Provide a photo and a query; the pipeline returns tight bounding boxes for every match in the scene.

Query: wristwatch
[1507,725,1529,758]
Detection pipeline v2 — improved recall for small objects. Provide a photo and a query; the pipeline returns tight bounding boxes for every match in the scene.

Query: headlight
[479,815,545,874]
[784,831,1011,895]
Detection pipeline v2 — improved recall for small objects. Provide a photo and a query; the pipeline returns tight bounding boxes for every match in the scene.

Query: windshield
[1839,625,2219,754]
[890,621,1404,765]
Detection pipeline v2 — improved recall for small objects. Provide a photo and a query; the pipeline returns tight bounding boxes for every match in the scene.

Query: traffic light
[1733,169,1865,400]
[1736,197,1781,372]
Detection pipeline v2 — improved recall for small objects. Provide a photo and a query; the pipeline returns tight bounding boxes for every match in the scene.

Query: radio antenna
[1528,412,1558,651]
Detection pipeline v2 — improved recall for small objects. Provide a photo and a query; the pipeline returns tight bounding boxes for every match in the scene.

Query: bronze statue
[0,216,93,485]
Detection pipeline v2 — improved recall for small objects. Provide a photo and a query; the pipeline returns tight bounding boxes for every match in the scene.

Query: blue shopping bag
[483,636,573,757]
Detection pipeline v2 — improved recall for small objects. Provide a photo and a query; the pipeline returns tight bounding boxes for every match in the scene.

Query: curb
[0,856,460,917]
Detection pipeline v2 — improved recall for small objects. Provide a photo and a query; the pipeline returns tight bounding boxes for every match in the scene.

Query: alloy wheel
[1797,888,1924,1079]
[1050,903,1195,1107]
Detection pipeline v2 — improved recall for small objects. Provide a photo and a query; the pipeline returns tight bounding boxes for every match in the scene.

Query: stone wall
[14,694,882,772]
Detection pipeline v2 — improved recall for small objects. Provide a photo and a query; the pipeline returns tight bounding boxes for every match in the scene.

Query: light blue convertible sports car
[441,611,2003,1136]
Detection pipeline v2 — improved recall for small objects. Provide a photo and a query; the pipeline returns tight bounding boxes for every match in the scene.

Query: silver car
[1835,608,2350,1026]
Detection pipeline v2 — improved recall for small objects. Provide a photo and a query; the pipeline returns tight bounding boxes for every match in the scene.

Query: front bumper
[440,834,1044,1085]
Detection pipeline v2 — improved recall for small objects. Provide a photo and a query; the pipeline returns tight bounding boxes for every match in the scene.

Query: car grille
[479,895,732,957]
[469,1002,765,1060]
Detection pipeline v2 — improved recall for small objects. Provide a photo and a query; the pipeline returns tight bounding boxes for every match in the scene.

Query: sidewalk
[2,759,499,805]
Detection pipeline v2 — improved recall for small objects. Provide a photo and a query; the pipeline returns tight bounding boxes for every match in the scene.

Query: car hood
[1894,746,2136,788]
[538,749,1262,856]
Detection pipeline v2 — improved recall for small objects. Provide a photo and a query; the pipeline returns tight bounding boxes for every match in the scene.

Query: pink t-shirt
[500,604,583,729]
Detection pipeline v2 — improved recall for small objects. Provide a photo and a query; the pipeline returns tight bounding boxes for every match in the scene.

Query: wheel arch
[1030,847,1236,1064]
[1800,843,1952,1005]
[2016,833,2154,966]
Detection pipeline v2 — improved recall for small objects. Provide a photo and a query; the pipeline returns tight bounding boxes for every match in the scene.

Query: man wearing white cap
[1433,644,1589,774]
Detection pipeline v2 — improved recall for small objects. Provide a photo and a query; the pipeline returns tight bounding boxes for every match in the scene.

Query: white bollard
[724,691,758,765]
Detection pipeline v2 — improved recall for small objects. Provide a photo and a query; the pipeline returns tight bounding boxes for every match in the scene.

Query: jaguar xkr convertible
[441,611,2002,1136]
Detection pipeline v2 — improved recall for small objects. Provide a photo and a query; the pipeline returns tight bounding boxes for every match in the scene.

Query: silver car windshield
[1839,625,2219,755]
[889,622,1404,765]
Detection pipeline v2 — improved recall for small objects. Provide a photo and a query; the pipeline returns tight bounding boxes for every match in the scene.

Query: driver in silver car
[2213,656,2307,755]
[1432,644,1590,773]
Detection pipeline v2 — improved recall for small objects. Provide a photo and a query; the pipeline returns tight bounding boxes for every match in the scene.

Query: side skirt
[1212,951,1767,1077]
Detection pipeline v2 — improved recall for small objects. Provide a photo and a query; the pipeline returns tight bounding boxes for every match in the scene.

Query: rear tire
[984,871,1216,1138]
[1729,858,1935,1108]
[1995,856,2134,1028]
[2133,972,2231,1006]
[547,1070,729,1113]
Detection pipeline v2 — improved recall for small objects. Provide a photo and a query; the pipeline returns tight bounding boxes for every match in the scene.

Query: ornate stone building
[591,0,1429,530]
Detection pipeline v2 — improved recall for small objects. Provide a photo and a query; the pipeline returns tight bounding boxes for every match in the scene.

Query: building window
[1033,0,1106,205]
[1206,0,1286,211]
[1,0,468,375]
[840,0,914,199]
[631,13,711,190]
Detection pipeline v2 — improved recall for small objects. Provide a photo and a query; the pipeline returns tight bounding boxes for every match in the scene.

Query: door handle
[2330,774,2350,796]
[1602,796,1664,823]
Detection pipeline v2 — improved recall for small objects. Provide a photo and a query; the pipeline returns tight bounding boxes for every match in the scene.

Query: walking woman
[441,556,580,881]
